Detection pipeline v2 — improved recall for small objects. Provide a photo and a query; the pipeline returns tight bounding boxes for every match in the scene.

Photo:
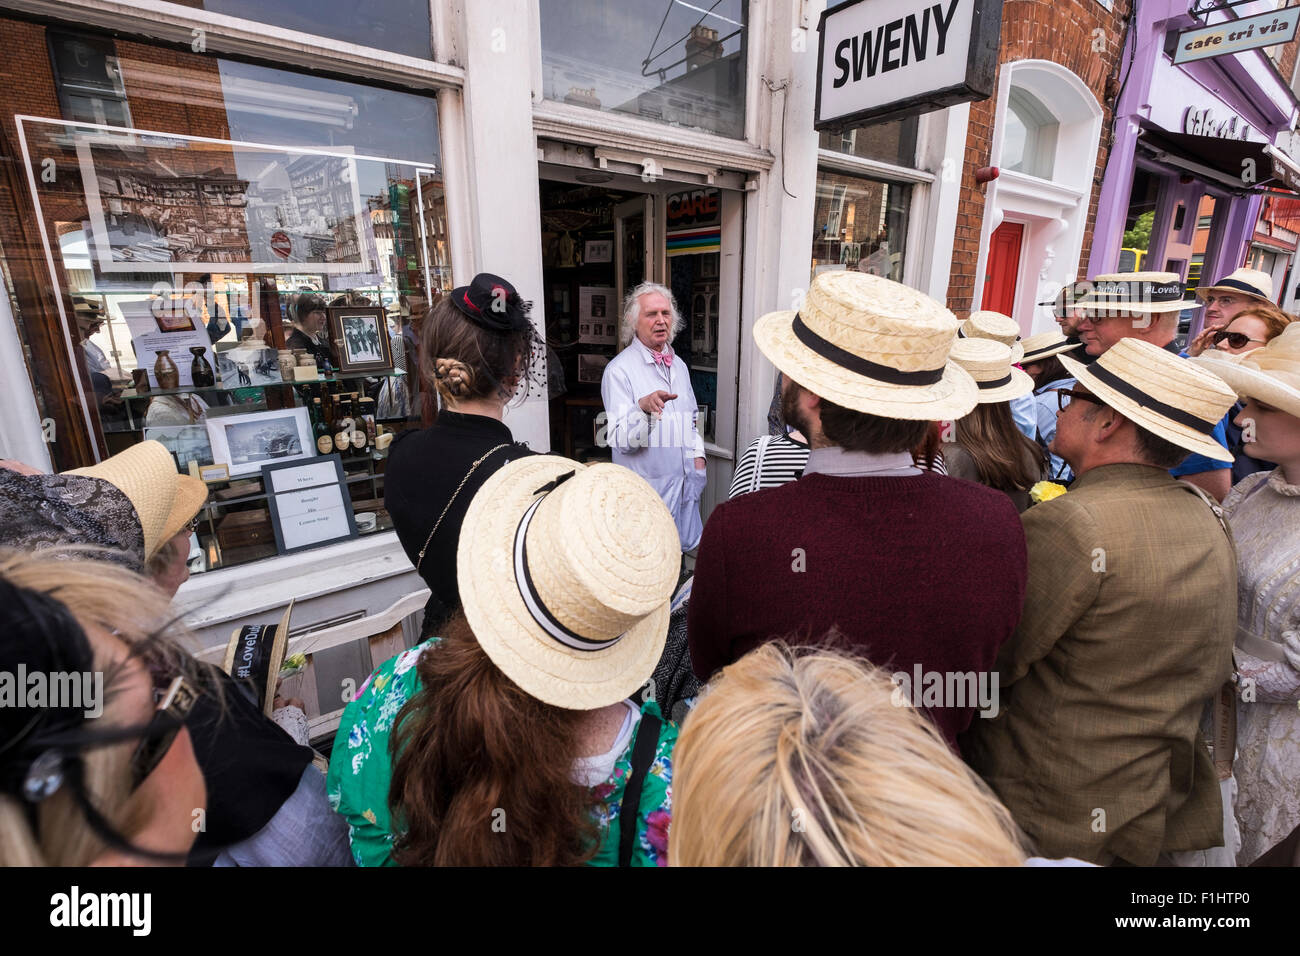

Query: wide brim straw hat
[1192,323,1300,419]
[1019,328,1082,363]
[67,440,208,559]
[949,338,1034,404]
[960,310,1024,363]
[753,271,977,421]
[1195,266,1274,305]
[1059,338,1237,462]
[1074,272,1194,315]
[458,455,679,710]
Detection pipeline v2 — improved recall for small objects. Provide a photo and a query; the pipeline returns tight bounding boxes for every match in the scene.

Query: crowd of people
[2,261,1298,868]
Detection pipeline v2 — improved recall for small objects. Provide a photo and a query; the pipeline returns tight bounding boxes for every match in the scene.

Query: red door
[982,222,1023,315]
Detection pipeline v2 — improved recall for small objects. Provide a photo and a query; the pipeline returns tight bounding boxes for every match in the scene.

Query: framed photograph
[144,424,214,471]
[216,346,282,388]
[152,302,197,333]
[262,455,358,555]
[584,239,613,264]
[329,306,393,374]
[577,353,609,385]
[206,407,314,478]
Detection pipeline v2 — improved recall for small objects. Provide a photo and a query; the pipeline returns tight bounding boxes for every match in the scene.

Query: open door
[614,195,654,309]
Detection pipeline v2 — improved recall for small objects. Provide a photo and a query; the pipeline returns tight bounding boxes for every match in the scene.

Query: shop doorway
[538,175,727,464]
[982,222,1024,315]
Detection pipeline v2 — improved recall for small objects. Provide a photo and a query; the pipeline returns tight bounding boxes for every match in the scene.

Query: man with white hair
[600,281,707,552]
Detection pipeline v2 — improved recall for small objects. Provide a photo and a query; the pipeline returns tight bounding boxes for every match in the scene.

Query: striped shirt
[728,434,810,498]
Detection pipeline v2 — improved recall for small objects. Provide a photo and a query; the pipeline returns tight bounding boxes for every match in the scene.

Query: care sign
[1172,7,1300,64]
[816,0,1003,129]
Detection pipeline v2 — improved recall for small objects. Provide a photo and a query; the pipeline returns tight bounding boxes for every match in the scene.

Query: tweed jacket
[963,463,1237,865]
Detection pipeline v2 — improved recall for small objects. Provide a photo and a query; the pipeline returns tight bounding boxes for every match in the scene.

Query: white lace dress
[1223,467,1300,865]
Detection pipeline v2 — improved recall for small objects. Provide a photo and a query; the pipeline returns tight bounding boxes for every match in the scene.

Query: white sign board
[816,0,1002,129]
[1172,7,1300,65]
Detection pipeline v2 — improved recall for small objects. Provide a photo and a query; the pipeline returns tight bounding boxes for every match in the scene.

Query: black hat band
[792,314,945,387]
[1085,364,1218,436]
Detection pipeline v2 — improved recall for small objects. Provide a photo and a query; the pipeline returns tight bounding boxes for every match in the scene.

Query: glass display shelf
[117,369,406,400]
[201,459,387,509]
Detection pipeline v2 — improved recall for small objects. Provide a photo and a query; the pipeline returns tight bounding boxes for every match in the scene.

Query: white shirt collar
[803,447,921,478]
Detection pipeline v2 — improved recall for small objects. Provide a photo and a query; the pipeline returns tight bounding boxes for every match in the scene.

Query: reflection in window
[165,0,432,60]
[540,0,747,138]
[810,173,911,282]
[1003,86,1059,179]
[48,31,132,128]
[1118,167,1161,272]
[818,116,919,168]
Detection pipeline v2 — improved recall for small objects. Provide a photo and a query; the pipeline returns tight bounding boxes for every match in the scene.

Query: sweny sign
[816,0,1002,129]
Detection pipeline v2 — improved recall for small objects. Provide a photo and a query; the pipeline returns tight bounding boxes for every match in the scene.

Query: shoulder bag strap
[749,435,773,494]
[617,711,663,867]
[415,443,510,573]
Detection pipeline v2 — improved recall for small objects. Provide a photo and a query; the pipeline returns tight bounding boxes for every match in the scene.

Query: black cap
[449,273,531,334]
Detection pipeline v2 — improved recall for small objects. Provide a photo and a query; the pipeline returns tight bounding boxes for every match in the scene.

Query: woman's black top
[385,411,533,632]
[285,327,333,370]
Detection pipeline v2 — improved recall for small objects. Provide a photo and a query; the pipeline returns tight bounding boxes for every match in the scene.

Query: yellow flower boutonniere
[1030,481,1068,504]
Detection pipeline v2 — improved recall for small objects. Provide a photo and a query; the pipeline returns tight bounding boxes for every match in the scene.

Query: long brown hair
[388,612,599,866]
[1026,354,1067,391]
[953,402,1045,492]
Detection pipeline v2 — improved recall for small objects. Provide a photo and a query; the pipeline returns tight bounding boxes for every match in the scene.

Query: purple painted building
[1090,0,1300,334]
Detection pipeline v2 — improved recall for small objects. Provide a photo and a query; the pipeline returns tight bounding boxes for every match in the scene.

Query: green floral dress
[326,639,676,866]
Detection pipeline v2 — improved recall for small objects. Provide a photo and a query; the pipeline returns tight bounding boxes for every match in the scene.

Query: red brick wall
[948,0,1132,314]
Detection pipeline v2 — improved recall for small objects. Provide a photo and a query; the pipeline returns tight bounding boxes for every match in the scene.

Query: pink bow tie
[652,350,673,367]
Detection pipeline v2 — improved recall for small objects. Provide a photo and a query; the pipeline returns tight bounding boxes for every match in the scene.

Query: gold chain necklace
[415,443,511,572]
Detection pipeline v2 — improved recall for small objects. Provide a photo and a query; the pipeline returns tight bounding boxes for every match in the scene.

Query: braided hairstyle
[418,295,538,419]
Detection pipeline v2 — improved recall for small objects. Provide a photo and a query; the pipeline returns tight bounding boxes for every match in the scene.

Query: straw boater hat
[753,271,977,421]
[1195,267,1274,306]
[67,440,208,559]
[1019,328,1082,364]
[1074,272,1193,315]
[1193,323,1300,419]
[949,338,1034,404]
[458,456,679,710]
[1059,338,1237,461]
[960,311,1024,363]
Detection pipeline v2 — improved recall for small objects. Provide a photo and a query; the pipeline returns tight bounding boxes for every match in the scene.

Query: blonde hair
[0,547,197,866]
[670,643,1029,867]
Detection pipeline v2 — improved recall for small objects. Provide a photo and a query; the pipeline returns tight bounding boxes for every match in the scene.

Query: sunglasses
[1056,388,1103,411]
[1212,330,1266,350]
[128,674,198,790]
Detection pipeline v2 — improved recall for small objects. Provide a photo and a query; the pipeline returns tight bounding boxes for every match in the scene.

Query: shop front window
[1003,86,1059,180]
[810,172,910,282]
[1,23,451,574]
[162,0,432,60]
[540,0,747,139]
[817,116,919,168]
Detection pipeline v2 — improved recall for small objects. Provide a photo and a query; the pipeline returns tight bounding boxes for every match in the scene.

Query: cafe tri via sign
[815,0,1003,130]
[1172,6,1300,65]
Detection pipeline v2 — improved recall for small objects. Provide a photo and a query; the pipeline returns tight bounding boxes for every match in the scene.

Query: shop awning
[1136,123,1300,195]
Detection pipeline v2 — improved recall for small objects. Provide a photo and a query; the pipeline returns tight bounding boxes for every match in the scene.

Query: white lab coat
[600,337,707,552]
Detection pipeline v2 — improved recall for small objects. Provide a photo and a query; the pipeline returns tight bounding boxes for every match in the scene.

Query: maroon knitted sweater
[687,472,1028,746]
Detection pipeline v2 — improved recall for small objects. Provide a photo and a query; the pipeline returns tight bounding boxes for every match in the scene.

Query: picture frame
[584,239,613,264]
[198,463,230,484]
[216,346,282,388]
[328,305,393,374]
[205,406,314,478]
[262,454,358,555]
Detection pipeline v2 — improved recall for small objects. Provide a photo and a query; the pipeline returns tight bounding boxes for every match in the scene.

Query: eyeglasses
[1055,388,1103,411]
[129,674,198,790]
[1212,330,1266,350]
[1203,295,1241,307]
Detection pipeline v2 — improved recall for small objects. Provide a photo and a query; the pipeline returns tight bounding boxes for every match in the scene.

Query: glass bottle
[312,398,333,456]
[333,397,355,457]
